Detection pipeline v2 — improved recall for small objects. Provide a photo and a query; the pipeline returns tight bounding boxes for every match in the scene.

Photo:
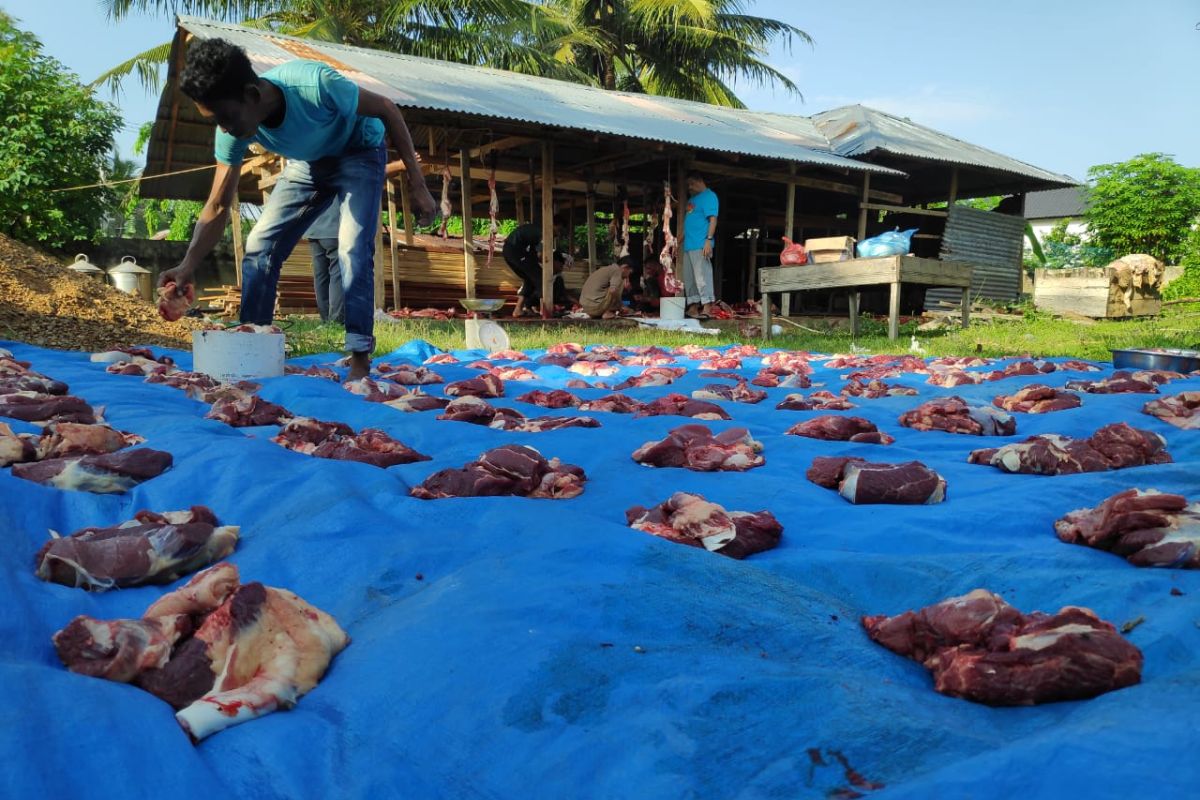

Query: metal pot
[1111,348,1200,373]
[67,254,104,278]
[107,256,152,300]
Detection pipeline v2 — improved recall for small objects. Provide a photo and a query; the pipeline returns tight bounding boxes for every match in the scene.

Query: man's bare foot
[347,351,371,381]
[601,311,616,319]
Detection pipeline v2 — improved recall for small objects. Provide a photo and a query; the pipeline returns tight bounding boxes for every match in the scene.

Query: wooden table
[759,256,973,340]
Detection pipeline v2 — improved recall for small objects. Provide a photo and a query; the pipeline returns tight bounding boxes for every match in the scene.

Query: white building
[1024,186,1089,248]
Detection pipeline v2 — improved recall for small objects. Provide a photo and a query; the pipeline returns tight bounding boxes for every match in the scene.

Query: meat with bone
[0,421,38,466]
[786,415,895,445]
[272,417,429,467]
[698,356,742,371]
[488,366,537,382]
[381,390,450,413]
[285,364,342,381]
[205,393,293,427]
[157,281,195,321]
[36,422,144,459]
[1142,391,1200,429]
[634,393,731,420]
[861,589,1142,705]
[776,392,856,411]
[1064,370,1166,394]
[842,377,918,398]
[411,444,586,500]
[993,384,1082,414]
[12,448,173,493]
[36,506,239,590]
[751,370,812,389]
[444,373,505,398]
[761,351,814,373]
[53,562,349,741]
[344,377,421,403]
[0,392,99,424]
[515,389,581,408]
[375,364,444,385]
[577,393,644,414]
[568,361,619,377]
[968,422,1171,475]
[691,382,768,404]
[632,424,764,472]
[806,456,946,504]
[438,396,599,433]
[423,353,459,365]
[616,367,688,389]
[625,492,782,559]
[1055,489,1200,568]
[899,396,1017,436]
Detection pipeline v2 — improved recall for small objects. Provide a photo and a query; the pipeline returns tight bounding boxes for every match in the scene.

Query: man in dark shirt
[503,218,570,317]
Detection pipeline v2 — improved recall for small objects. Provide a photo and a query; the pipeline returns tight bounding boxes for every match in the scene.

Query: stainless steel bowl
[1111,348,1200,372]
[459,298,507,314]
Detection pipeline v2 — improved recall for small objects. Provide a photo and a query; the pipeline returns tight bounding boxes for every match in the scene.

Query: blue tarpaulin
[1,339,1197,799]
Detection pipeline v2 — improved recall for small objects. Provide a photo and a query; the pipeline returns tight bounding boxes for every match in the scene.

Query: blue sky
[4,0,1199,182]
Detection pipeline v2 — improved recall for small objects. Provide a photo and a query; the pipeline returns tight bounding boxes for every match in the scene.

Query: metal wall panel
[926,206,1025,308]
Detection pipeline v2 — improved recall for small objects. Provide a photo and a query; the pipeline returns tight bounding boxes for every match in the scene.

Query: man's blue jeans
[240,146,384,353]
[309,238,345,324]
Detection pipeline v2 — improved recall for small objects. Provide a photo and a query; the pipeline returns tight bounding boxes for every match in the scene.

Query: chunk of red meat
[0,392,99,424]
[344,377,421,403]
[968,422,1171,475]
[691,382,768,404]
[751,370,812,389]
[806,456,945,504]
[993,384,1082,414]
[205,394,292,427]
[577,393,644,414]
[615,366,688,389]
[635,393,731,420]
[284,364,342,381]
[899,396,1016,436]
[36,422,143,459]
[411,444,586,499]
[632,424,763,472]
[12,448,173,493]
[568,361,619,377]
[444,373,505,398]
[382,390,450,413]
[1065,371,1163,394]
[776,392,856,411]
[786,415,894,444]
[375,364,444,385]
[515,389,581,409]
[625,492,782,559]
[1055,489,1200,568]
[1143,391,1200,429]
[698,356,741,371]
[842,377,918,398]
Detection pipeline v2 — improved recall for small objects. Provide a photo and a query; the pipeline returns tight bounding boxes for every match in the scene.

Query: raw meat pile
[515,389,581,409]
[382,390,450,413]
[272,417,429,467]
[969,422,1171,475]
[1064,370,1174,394]
[899,397,1017,436]
[36,506,239,590]
[437,396,600,433]
[841,377,917,398]
[786,415,894,445]
[52,562,349,741]
[807,456,946,504]
[625,492,783,559]
[284,364,342,381]
[862,589,1142,705]
[616,367,687,389]
[993,385,1082,414]
[1055,489,1200,567]
[0,351,69,394]
[569,362,619,378]
[376,364,444,385]
[0,418,171,494]
[1143,392,1200,429]
[691,382,768,405]
[205,392,292,427]
[411,445,586,499]
[344,377,421,404]
[634,393,730,421]
[424,353,459,364]
[388,306,458,321]
[925,359,1100,387]
[445,374,505,398]
[486,366,536,382]
[632,425,764,472]
[578,393,644,414]
[0,421,142,466]
[0,391,100,424]
[776,392,855,411]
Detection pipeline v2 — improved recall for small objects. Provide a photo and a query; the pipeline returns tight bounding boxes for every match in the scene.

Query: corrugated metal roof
[1024,187,1089,220]
[812,105,1078,186]
[176,16,901,176]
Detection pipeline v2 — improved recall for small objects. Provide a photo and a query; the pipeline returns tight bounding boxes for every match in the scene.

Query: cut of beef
[969,422,1171,475]
[488,366,536,382]
[438,396,599,432]
[423,353,459,365]
[988,359,1056,380]
[760,351,814,374]
[565,378,612,390]
[0,392,99,424]
[12,448,173,493]
[538,353,578,368]
[0,372,69,395]
[575,346,621,363]
[486,349,529,361]
[36,506,239,590]
[1142,391,1200,429]
[786,415,894,445]
[806,456,946,504]
[899,396,1016,436]
[515,389,581,409]
[0,421,38,466]
[284,364,342,381]
[577,393,644,414]
[272,417,428,467]
[750,370,812,389]
[205,394,292,427]
[105,358,172,378]
[674,345,721,360]
[375,364,444,385]
[547,342,584,355]
[698,356,742,371]
[862,589,1142,705]
[620,353,676,367]
[1055,489,1200,567]
[1059,360,1102,372]
[925,369,984,388]
[53,562,349,741]
[776,391,856,411]
[615,366,688,389]
[625,492,782,559]
[842,377,918,398]
[444,373,505,398]
[344,377,421,403]
[36,422,144,459]
[568,361,619,377]
[635,393,731,420]
[411,444,586,499]
[993,384,1082,414]
[632,424,764,472]
[692,382,768,404]
[928,356,991,369]
[381,390,449,413]
[1065,370,1166,394]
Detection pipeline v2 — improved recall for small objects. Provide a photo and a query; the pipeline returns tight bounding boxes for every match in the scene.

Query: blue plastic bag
[857,228,917,258]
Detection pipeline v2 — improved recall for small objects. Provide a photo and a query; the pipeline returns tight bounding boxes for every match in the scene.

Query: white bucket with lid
[659,296,686,320]
[193,330,285,382]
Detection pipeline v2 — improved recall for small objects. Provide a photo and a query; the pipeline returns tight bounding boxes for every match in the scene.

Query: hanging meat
[438,161,452,238]
[617,198,631,259]
[625,492,782,559]
[486,163,499,266]
[659,181,683,295]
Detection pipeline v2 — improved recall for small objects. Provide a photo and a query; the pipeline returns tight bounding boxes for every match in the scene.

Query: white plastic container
[192,330,285,382]
[659,296,686,320]
[464,318,510,351]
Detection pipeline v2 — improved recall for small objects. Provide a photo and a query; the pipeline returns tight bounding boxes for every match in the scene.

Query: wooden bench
[759,256,973,340]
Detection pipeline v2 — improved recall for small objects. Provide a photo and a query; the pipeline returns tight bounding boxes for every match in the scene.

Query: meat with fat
[515,389,581,409]
[692,382,768,404]
[698,356,742,371]
[12,448,173,493]
[786,415,894,445]
[577,393,644,414]
[568,361,619,378]
[381,390,449,413]
[375,364,444,385]
[1055,489,1200,567]
[776,392,856,411]
[632,424,764,472]
[968,422,1172,476]
[423,353,459,365]
[625,492,782,559]
[205,393,292,427]
[842,377,918,398]
[344,377,422,403]
[411,444,586,499]
[1064,370,1168,394]
[35,422,144,459]
[993,384,1082,414]
[438,396,599,432]
[615,366,687,389]
[807,455,945,504]
[1142,391,1200,429]
[750,370,812,389]
[899,396,1016,436]
[0,391,99,424]
[862,589,1142,705]
[444,373,505,398]
[634,393,731,420]
[272,417,429,467]
[284,364,342,381]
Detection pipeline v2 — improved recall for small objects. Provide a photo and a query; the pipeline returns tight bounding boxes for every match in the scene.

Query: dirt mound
[0,233,202,351]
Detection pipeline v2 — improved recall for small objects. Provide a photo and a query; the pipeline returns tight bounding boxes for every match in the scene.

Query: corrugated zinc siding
[926,206,1025,308]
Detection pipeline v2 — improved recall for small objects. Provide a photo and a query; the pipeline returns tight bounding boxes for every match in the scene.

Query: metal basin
[1111,348,1200,373]
[459,298,506,314]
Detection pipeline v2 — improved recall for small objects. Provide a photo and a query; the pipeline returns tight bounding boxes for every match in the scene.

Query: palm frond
[90,41,173,97]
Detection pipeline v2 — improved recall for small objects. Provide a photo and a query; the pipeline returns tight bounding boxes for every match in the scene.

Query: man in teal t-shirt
[158,38,437,379]
[682,172,719,319]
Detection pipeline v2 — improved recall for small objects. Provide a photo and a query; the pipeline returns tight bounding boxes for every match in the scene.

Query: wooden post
[515,190,526,225]
[398,177,414,247]
[460,149,476,299]
[231,198,243,287]
[857,172,872,243]
[888,280,901,340]
[748,228,759,311]
[674,162,687,280]
[374,210,386,310]
[784,163,797,242]
[387,182,400,309]
[947,167,960,208]
[540,142,555,317]
[848,291,860,338]
[567,198,575,260]
[585,182,597,274]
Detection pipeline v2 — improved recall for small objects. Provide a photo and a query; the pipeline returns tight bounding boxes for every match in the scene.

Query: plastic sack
[779,237,807,265]
[856,228,918,258]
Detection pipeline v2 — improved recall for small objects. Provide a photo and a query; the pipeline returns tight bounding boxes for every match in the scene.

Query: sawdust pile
[0,233,202,351]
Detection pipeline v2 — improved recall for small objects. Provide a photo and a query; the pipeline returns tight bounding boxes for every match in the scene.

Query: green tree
[1164,225,1200,300]
[0,12,123,248]
[1085,153,1200,264]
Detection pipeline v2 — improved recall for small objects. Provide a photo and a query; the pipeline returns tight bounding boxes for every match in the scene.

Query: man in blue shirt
[682,171,719,319]
[305,204,343,324]
[158,38,437,379]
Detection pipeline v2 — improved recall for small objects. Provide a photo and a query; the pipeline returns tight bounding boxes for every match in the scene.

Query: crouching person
[579,258,633,319]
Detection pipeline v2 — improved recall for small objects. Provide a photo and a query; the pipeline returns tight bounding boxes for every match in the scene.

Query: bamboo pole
[231,198,243,287]
[387,182,400,309]
[585,181,597,274]
[541,142,555,317]
[397,177,414,247]
[460,149,477,299]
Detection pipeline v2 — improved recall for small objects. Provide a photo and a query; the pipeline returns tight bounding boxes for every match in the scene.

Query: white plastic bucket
[660,297,686,320]
[192,330,285,382]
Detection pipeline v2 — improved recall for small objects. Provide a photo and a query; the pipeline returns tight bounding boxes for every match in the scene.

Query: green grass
[279,303,1200,360]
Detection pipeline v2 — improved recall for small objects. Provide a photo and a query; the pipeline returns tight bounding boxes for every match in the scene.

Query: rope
[49,164,218,193]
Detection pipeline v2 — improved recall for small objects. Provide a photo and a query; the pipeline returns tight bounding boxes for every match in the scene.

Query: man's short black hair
[617,256,635,269]
[686,171,705,183]
[180,38,258,105]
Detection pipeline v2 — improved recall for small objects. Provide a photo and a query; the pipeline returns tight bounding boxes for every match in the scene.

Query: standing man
[305,204,343,324]
[157,38,437,380]
[682,171,719,319]
[503,217,567,317]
